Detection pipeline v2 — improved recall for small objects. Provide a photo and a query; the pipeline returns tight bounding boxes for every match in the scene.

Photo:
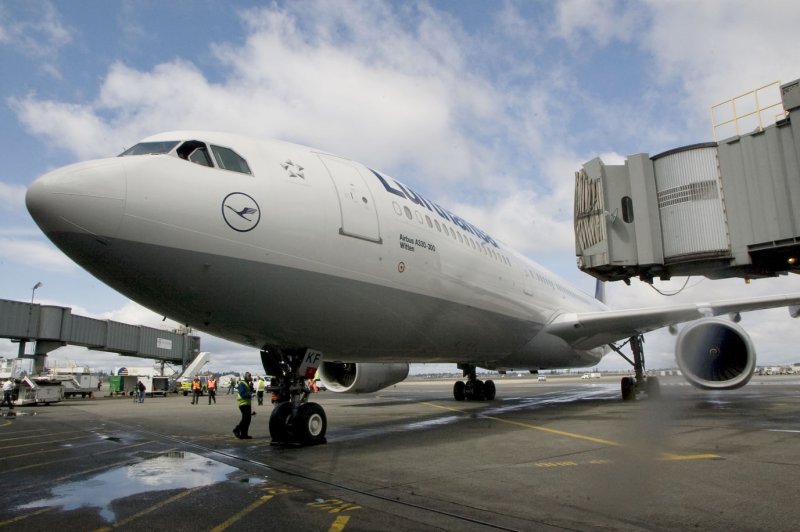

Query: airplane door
[318,154,382,243]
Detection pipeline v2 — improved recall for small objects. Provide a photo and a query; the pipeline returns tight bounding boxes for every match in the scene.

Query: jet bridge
[0,298,201,373]
[576,79,800,283]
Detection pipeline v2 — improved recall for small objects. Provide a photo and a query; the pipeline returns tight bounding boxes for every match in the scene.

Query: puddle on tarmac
[19,451,237,522]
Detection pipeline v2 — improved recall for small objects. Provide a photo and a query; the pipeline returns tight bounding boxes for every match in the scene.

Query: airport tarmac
[1,374,799,531]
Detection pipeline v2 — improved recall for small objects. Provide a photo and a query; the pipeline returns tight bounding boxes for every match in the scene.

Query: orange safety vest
[191,380,201,391]
[207,379,216,390]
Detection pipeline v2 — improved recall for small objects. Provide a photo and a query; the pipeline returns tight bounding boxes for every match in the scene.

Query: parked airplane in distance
[26,131,800,445]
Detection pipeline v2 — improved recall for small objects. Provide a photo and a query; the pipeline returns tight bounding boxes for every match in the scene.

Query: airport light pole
[31,281,43,304]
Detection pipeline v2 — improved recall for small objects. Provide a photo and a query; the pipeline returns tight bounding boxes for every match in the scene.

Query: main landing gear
[608,335,660,401]
[260,348,327,446]
[453,363,496,401]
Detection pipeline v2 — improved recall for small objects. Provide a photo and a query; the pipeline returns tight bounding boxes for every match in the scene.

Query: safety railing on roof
[710,80,787,141]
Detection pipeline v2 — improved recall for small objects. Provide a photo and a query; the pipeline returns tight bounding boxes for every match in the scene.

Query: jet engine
[675,317,756,390]
[318,362,409,393]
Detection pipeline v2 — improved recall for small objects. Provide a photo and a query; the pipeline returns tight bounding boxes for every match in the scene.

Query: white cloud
[0,1,72,77]
[552,0,644,47]
[640,1,800,126]
[0,181,26,212]
[0,236,77,272]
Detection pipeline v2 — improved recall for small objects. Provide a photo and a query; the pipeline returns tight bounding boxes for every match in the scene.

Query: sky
[1,0,800,376]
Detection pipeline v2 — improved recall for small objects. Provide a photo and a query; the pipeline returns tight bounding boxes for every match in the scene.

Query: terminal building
[575,79,800,284]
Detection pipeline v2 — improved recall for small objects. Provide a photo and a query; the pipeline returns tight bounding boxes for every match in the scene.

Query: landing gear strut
[453,363,496,401]
[261,348,327,445]
[609,335,660,401]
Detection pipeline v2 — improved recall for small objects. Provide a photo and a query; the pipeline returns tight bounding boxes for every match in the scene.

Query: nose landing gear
[261,348,327,446]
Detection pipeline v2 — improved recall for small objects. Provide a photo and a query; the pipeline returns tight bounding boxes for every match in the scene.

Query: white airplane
[25,131,800,445]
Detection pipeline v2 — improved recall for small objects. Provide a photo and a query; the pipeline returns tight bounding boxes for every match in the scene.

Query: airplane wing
[545,293,800,350]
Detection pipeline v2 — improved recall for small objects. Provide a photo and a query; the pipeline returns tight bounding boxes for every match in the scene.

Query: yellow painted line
[0,433,88,450]
[659,453,721,461]
[0,420,12,428]
[0,427,47,435]
[422,402,721,461]
[0,506,53,526]
[93,485,204,531]
[210,495,274,532]
[0,429,85,443]
[422,402,621,446]
[329,515,351,532]
[5,440,153,473]
[492,417,622,446]
[5,438,110,460]
[535,461,578,468]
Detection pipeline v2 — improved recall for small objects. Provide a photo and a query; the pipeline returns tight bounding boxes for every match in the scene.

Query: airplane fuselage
[26,131,607,370]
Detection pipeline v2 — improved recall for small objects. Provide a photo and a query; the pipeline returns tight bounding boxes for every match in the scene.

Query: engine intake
[675,317,755,390]
[318,362,409,393]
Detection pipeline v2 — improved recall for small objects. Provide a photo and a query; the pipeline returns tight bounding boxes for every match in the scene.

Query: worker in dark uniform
[233,372,254,439]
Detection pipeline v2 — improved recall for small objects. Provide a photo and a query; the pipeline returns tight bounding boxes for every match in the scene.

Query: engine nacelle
[675,317,756,390]
[318,362,409,393]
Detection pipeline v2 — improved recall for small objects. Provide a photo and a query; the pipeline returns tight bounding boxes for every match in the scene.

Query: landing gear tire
[621,377,635,401]
[465,379,484,400]
[269,401,293,442]
[483,379,496,401]
[453,381,466,401]
[296,402,327,445]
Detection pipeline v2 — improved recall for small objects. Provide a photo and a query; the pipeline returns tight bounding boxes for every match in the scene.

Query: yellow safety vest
[237,381,253,407]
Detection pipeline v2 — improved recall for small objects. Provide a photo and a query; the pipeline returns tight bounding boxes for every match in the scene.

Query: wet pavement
[1,375,799,531]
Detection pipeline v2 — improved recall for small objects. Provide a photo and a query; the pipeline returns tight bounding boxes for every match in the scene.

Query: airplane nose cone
[26,158,126,240]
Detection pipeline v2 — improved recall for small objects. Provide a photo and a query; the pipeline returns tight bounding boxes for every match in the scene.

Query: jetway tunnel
[576,78,800,284]
[0,298,201,373]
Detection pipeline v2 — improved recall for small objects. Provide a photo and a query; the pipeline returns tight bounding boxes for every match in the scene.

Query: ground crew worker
[190,376,202,405]
[256,376,266,405]
[207,376,217,405]
[1,380,14,410]
[226,376,237,395]
[233,372,254,439]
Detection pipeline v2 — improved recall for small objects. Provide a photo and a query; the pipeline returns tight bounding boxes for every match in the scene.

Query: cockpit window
[188,147,213,167]
[119,141,179,156]
[211,145,252,174]
[177,140,213,168]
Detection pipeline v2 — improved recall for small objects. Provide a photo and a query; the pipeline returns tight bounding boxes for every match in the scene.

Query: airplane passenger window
[403,206,413,220]
[211,145,252,174]
[119,141,179,156]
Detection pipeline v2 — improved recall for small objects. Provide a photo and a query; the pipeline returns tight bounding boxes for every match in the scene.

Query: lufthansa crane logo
[222,192,261,232]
